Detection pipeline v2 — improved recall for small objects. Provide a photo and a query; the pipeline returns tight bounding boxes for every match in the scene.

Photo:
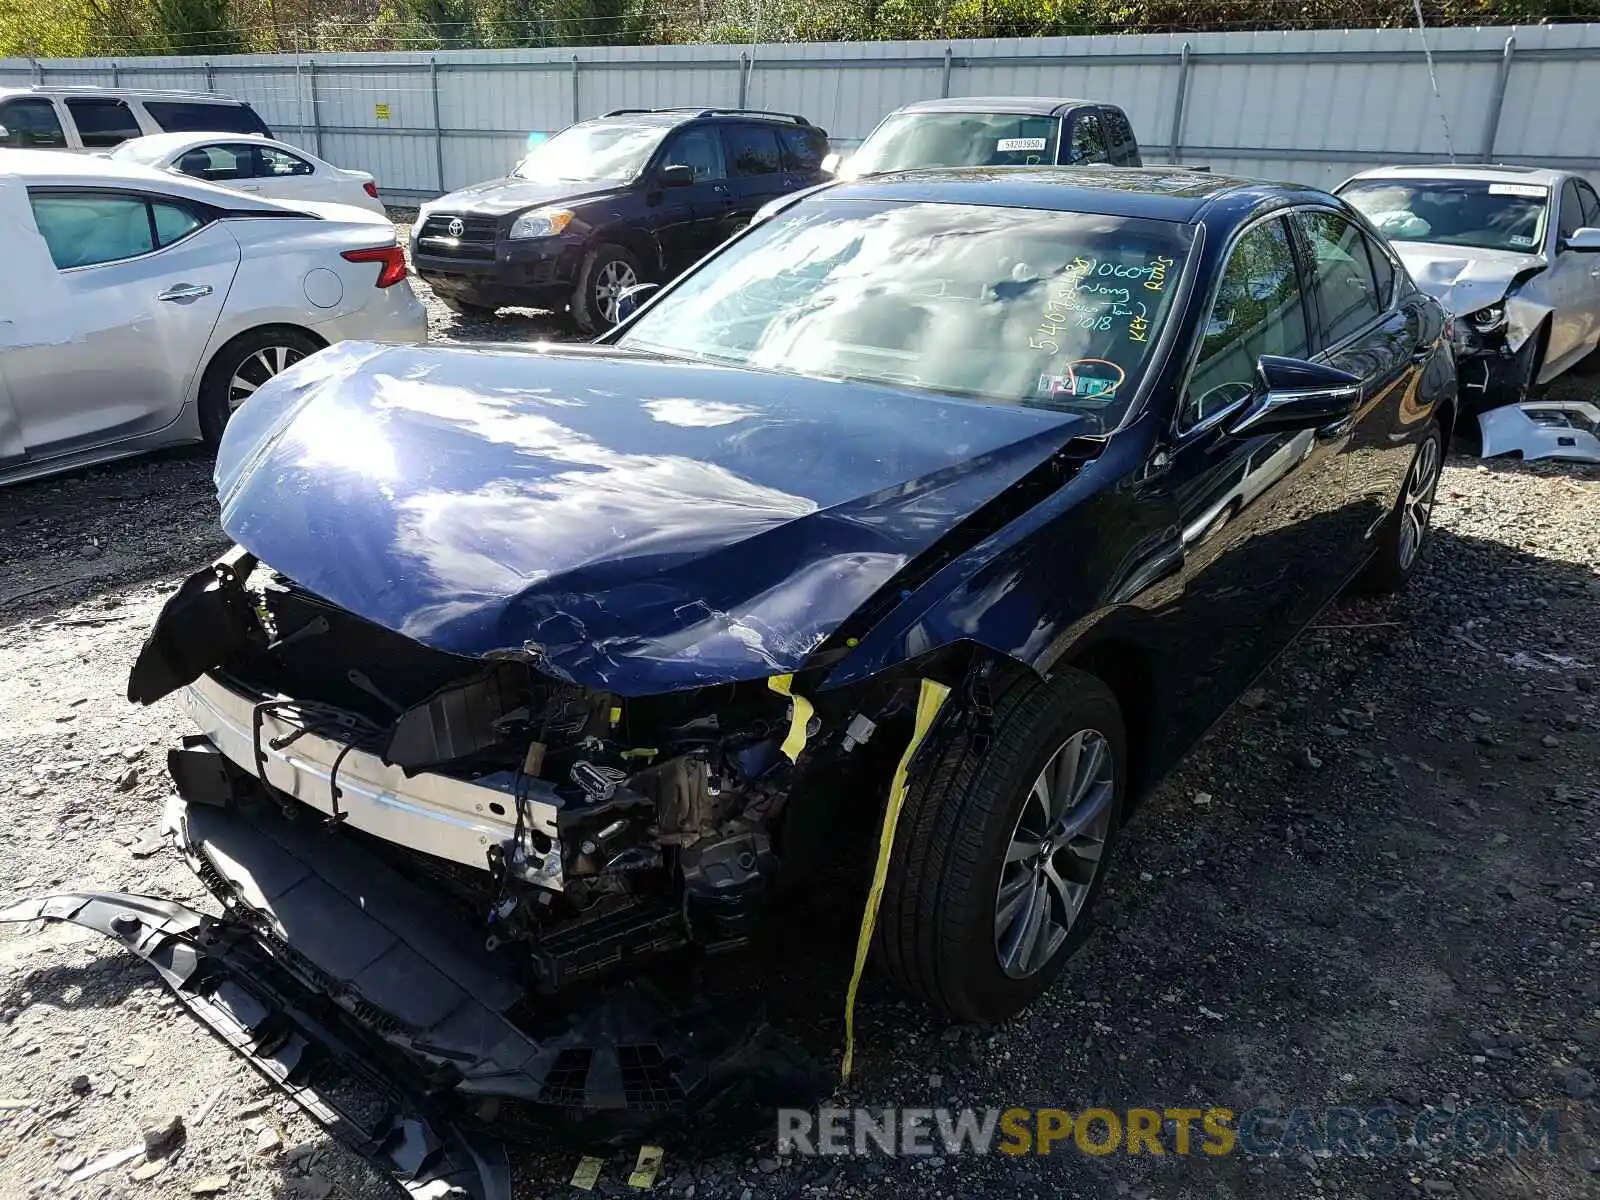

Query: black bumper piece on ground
[0,799,821,1199]
[0,890,512,1200]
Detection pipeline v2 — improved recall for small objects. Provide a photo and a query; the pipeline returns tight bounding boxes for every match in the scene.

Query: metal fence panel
[1,22,1596,199]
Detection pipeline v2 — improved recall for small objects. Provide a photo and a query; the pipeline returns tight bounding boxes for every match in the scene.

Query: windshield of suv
[1340,178,1548,253]
[513,120,669,183]
[846,112,1061,177]
[617,199,1193,432]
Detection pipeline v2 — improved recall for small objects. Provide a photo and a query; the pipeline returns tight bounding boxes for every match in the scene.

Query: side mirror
[0,124,9,141]
[614,282,658,323]
[821,151,841,175]
[1563,227,1600,253]
[1227,355,1362,437]
[658,164,694,188]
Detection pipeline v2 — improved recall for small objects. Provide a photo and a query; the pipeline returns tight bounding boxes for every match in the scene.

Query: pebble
[255,1127,282,1155]
[142,1115,185,1159]
[70,1075,91,1094]
[130,1159,168,1182]
[1553,1066,1596,1099]
[191,1175,231,1195]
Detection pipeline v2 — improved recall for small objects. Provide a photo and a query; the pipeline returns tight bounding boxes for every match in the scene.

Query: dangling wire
[1412,0,1458,163]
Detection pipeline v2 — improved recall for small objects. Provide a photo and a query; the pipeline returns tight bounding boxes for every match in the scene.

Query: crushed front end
[3,548,910,1194]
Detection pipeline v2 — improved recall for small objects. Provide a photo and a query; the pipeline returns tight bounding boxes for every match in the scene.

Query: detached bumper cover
[0,798,820,1199]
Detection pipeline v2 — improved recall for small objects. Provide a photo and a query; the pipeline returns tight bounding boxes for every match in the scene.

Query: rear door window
[175,143,254,182]
[29,191,208,269]
[722,124,783,176]
[778,125,828,173]
[1293,210,1385,346]
[1102,107,1138,165]
[64,98,142,148]
[255,145,314,177]
[1066,111,1109,165]
[142,100,270,136]
[0,98,68,149]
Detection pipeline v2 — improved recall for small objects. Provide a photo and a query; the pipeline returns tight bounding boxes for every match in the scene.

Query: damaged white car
[1339,165,1600,463]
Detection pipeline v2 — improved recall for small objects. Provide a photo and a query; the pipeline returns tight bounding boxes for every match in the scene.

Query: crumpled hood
[1393,242,1545,318]
[420,176,622,219]
[214,342,1089,694]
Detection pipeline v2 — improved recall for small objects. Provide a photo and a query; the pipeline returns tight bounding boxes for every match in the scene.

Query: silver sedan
[0,149,426,487]
[1337,164,1600,416]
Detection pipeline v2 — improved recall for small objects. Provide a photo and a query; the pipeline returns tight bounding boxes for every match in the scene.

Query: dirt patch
[0,257,1597,1200]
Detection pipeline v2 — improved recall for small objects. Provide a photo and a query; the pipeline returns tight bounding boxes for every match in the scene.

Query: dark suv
[835,96,1142,178]
[412,107,830,331]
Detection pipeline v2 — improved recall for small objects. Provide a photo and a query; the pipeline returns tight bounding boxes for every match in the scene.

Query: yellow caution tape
[767,674,815,763]
[627,1145,664,1190]
[569,1155,604,1190]
[842,677,950,1080]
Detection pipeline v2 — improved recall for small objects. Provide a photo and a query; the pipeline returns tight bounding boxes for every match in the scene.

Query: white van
[0,86,272,152]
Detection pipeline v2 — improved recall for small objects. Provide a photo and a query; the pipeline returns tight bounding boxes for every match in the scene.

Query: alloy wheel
[594,259,639,325]
[994,728,1116,980]
[228,345,306,412]
[1397,435,1441,571]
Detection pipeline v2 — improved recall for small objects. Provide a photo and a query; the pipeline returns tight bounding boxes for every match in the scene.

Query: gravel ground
[0,217,1598,1200]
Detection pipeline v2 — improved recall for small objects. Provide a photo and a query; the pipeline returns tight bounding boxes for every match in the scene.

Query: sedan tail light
[342,245,407,288]
[363,180,379,199]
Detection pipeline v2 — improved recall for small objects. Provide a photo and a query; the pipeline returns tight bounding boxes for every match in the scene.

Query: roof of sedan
[818,165,1329,223]
[113,131,274,158]
[0,147,302,211]
[1345,163,1567,187]
[894,96,1101,116]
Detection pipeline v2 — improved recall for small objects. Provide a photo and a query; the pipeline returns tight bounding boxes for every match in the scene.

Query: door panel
[1291,208,1420,558]
[720,124,789,222]
[1142,216,1347,766]
[0,372,24,466]
[1544,180,1597,375]
[7,205,239,459]
[653,126,736,272]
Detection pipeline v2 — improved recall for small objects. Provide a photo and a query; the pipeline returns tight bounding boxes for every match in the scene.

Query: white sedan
[0,150,426,488]
[110,132,387,215]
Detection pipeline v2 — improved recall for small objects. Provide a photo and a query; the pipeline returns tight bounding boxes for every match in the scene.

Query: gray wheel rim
[1397,435,1440,571]
[594,259,638,325]
[994,728,1116,980]
[229,344,305,411]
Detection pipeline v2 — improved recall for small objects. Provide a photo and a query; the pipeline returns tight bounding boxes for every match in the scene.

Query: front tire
[877,668,1126,1023]
[197,327,323,447]
[570,243,643,335]
[1361,420,1443,594]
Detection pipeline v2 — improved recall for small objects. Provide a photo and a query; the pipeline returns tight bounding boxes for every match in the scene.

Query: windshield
[617,199,1194,432]
[513,121,668,183]
[1340,178,1548,253]
[847,112,1061,176]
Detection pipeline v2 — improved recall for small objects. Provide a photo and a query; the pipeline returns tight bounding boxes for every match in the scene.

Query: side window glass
[723,125,783,176]
[29,193,155,269]
[152,202,203,246]
[659,127,726,183]
[1574,180,1600,230]
[0,99,68,149]
[778,126,825,173]
[177,144,251,182]
[256,146,314,177]
[1294,210,1383,346]
[1364,234,1396,308]
[64,98,141,148]
[1068,113,1108,164]
[1181,218,1309,431]
[1559,180,1585,241]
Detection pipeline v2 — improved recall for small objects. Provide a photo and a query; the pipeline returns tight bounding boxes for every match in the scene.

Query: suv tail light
[363,180,379,199]
[342,245,407,288]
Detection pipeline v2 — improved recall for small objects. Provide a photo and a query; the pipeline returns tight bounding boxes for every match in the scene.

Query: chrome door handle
[158,283,213,302]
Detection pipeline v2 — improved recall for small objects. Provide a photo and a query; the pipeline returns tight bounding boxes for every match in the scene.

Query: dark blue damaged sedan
[6,167,1456,1183]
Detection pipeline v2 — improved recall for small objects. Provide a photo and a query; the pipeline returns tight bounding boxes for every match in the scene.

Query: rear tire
[1361,420,1443,594]
[570,243,643,335]
[197,327,323,448]
[877,668,1126,1023]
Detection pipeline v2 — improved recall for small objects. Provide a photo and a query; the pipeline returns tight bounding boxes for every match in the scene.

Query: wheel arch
[591,224,663,278]
[1056,636,1161,819]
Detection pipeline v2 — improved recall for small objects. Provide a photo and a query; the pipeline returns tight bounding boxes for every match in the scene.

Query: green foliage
[3,0,1599,59]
